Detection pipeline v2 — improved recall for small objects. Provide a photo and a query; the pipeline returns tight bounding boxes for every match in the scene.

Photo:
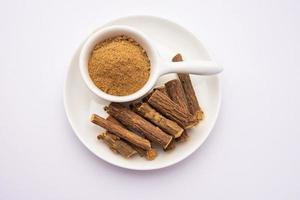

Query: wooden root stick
[132,102,183,138]
[144,86,189,144]
[147,90,198,129]
[91,114,151,150]
[105,103,173,149]
[165,79,190,114]
[97,133,137,158]
[107,115,157,160]
[173,53,204,121]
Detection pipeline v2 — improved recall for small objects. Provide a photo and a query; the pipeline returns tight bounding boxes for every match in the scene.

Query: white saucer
[64,15,221,170]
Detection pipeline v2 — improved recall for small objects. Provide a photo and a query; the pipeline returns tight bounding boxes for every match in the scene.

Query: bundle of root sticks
[90,54,204,160]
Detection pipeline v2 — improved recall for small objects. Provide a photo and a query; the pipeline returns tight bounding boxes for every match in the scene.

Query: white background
[1,0,299,199]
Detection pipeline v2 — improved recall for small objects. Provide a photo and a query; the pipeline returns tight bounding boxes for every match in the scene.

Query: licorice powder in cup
[88,35,151,96]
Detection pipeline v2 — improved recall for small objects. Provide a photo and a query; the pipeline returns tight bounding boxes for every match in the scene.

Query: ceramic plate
[64,15,221,170]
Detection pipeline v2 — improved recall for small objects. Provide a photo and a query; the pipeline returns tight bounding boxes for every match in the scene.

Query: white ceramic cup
[79,25,223,102]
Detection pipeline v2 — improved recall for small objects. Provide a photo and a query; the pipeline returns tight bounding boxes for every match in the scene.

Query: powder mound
[88,35,150,96]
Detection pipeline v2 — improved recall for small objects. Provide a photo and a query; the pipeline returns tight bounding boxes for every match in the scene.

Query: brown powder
[88,35,150,96]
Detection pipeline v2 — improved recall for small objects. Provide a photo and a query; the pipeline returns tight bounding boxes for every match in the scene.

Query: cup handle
[158,60,223,76]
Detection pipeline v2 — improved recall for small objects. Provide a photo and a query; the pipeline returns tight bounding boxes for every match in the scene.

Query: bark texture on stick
[132,102,183,138]
[154,86,168,96]
[132,147,157,160]
[97,133,137,158]
[105,103,173,149]
[164,140,176,151]
[147,90,197,129]
[173,54,204,121]
[175,130,189,143]
[143,87,168,102]
[165,79,190,114]
[91,114,151,150]
[107,115,157,160]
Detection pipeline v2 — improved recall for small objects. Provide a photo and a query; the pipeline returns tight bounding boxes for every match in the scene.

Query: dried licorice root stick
[97,132,137,158]
[132,102,183,138]
[173,53,204,121]
[105,103,173,149]
[91,114,151,150]
[153,85,189,142]
[147,90,198,129]
[155,85,189,143]
[165,79,190,114]
[107,115,157,160]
